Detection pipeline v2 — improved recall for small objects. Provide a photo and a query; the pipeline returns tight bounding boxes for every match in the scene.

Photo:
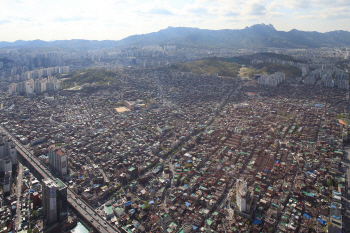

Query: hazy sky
[1,0,349,42]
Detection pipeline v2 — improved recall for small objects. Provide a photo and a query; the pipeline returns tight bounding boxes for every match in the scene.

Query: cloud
[9,17,33,22]
[225,11,239,17]
[188,7,208,14]
[225,18,241,23]
[322,12,350,20]
[148,8,174,15]
[317,7,350,19]
[294,14,316,19]
[248,3,266,15]
[287,0,313,9]
[113,0,129,5]
[284,0,350,9]
[269,12,286,17]
[1,0,350,41]
[0,20,10,25]
[54,16,96,22]
[293,6,350,20]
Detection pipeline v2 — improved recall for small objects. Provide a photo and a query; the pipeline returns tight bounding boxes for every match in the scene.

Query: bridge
[0,125,120,233]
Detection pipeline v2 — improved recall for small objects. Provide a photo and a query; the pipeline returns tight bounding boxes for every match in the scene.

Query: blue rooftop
[129,209,135,214]
[125,201,131,206]
[253,219,262,225]
[318,218,325,225]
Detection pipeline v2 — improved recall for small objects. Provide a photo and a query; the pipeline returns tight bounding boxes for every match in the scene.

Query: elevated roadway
[0,125,120,233]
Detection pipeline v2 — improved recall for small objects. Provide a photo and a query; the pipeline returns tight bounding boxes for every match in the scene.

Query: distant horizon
[1,24,350,43]
[1,0,350,42]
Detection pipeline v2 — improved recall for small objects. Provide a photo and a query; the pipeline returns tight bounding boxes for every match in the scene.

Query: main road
[14,162,23,232]
[343,147,350,231]
[0,125,120,233]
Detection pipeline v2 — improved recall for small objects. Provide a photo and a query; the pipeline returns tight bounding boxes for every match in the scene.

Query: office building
[42,178,68,225]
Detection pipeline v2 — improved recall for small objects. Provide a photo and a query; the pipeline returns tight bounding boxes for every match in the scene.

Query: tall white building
[335,72,349,80]
[8,83,16,96]
[335,79,349,90]
[0,134,16,194]
[17,66,70,81]
[258,72,285,87]
[236,179,247,212]
[303,76,315,85]
[323,78,334,88]
[0,134,17,165]
[8,76,61,96]
[34,79,47,94]
[48,146,68,176]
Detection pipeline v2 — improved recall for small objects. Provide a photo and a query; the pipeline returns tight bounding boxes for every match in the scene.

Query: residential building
[236,179,247,212]
[49,146,68,176]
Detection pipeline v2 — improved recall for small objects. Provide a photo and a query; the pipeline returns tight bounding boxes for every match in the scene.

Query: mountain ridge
[1,24,350,49]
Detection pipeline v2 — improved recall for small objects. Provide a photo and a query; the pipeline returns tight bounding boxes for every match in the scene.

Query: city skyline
[1,0,350,42]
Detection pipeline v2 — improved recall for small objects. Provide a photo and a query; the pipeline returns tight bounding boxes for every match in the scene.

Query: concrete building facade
[48,146,68,176]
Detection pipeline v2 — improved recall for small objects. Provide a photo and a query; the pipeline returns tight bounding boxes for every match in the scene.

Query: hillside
[252,63,302,78]
[254,52,306,63]
[61,69,117,89]
[238,63,301,79]
[226,52,303,78]
[170,59,240,77]
[1,24,350,49]
[171,55,301,79]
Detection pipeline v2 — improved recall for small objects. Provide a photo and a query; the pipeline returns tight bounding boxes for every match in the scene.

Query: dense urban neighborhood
[0,44,350,233]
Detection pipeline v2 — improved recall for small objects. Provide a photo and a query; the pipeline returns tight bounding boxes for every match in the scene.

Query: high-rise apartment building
[8,73,63,96]
[236,179,247,212]
[0,134,17,164]
[48,146,68,176]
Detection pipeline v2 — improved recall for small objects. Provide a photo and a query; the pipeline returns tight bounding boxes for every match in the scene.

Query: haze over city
[1,0,350,42]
